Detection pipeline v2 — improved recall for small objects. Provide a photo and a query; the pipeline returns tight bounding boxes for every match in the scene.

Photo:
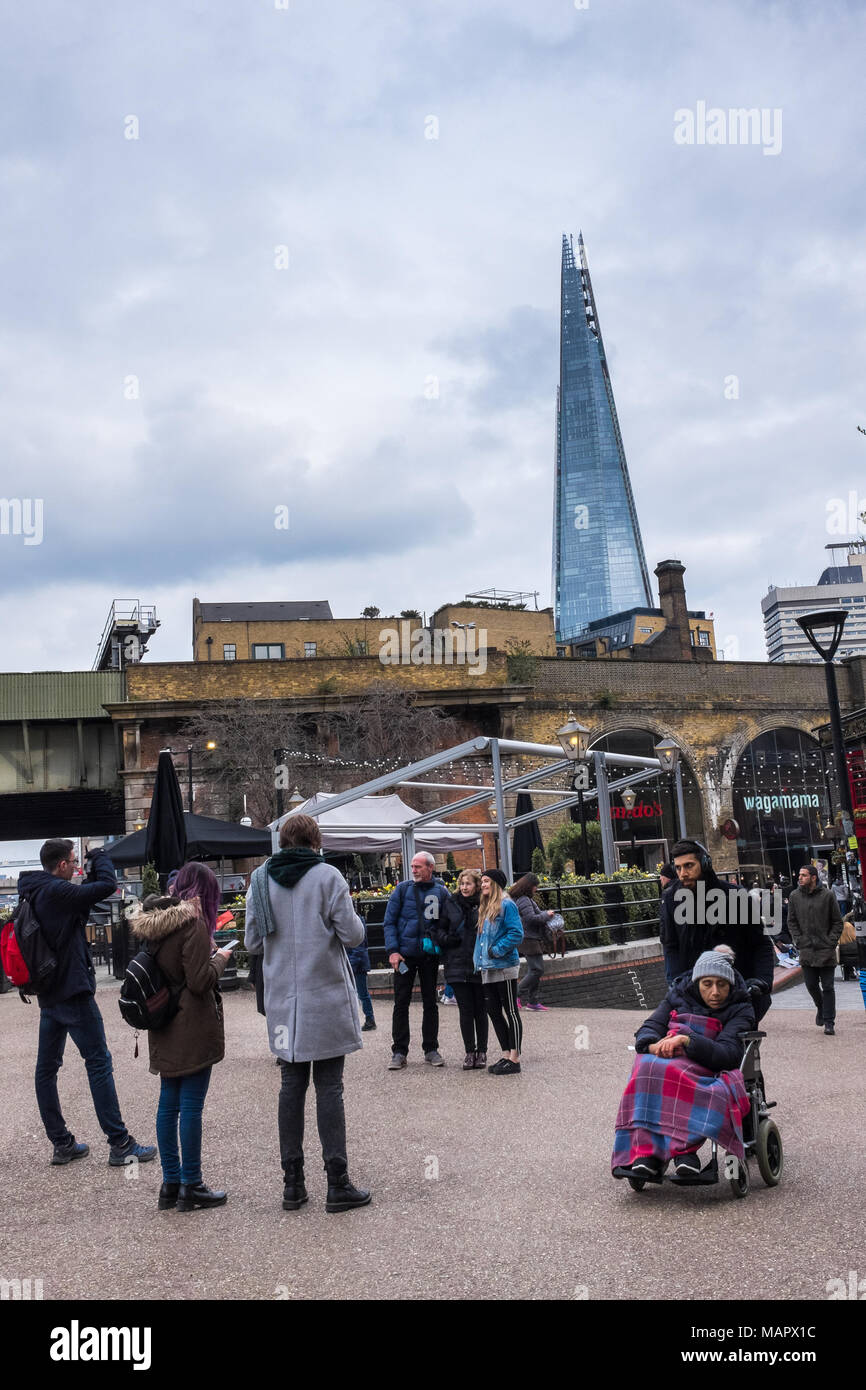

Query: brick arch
[585,715,700,778]
[720,717,821,798]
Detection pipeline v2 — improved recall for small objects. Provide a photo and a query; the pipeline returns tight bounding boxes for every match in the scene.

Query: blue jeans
[354,971,375,1021]
[35,993,128,1149]
[156,1068,213,1184]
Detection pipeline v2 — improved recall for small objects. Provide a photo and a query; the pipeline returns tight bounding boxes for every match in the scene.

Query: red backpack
[1,915,31,988]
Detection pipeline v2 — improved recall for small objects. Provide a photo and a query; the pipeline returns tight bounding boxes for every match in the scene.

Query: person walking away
[788,863,844,1035]
[431,869,488,1069]
[19,840,156,1168]
[383,852,450,1070]
[511,873,555,1011]
[129,863,233,1212]
[244,813,371,1212]
[347,923,376,1031]
[474,869,524,1075]
[659,840,775,1020]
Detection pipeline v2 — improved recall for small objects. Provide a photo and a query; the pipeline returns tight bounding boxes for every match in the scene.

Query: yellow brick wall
[193,617,409,662]
[127,654,510,702]
[430,605,556,656]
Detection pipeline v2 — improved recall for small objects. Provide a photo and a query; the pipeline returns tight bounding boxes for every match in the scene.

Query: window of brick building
[252,643,284,660]
[223,644,236,661]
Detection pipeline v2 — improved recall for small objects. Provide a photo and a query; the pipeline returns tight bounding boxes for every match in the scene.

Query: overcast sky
[1,0,865,675]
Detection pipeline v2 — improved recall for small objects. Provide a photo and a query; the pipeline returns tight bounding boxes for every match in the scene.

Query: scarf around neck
[267,847,323,888]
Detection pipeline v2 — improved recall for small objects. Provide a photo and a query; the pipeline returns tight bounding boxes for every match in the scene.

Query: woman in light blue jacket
[474,869,524,1074]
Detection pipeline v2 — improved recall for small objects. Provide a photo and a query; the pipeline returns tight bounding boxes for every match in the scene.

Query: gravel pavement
[2,979,863,1302]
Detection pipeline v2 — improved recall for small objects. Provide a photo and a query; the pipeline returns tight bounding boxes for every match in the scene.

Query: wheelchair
[625,1030,783,1200]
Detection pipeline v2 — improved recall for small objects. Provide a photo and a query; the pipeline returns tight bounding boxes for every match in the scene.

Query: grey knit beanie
[692,950,735,986]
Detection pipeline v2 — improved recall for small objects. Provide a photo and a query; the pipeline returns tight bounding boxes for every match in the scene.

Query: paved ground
[2,977,864,1301]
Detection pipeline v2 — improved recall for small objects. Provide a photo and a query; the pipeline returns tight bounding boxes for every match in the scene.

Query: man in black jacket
[659,839,775,1019]
[19,839,156,1167]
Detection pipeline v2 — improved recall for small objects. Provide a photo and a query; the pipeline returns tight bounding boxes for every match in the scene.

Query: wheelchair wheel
[728,1156,750,1199]
[627,1177,646,1191]
[755,1119,783,1187]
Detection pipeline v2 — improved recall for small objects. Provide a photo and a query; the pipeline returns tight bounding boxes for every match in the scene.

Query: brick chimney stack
[654,560,693,661]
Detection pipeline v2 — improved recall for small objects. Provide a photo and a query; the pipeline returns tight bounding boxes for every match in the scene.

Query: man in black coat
[18,839,156,1167]
[659,839,775,1019]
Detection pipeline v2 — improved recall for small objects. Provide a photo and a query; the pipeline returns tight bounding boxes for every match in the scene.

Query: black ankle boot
[158,1181,180,1210]
[282,1158,308,1211]
[324,1160,372,1213]
[176,1181,227,1212]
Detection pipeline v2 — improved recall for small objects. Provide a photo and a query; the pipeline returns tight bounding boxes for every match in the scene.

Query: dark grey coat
[788,884,844,966]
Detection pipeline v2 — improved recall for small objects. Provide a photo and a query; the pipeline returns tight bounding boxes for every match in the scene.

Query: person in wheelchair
[612,951,755,1182]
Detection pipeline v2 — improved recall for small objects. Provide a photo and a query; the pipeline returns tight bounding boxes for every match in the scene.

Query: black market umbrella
[144,750,188,875]
[511,792,544,878]
[105,812,272,867]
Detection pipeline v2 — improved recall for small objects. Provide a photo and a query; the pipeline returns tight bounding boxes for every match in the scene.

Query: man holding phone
[383,852,450,1070]
[19,839,157,1167]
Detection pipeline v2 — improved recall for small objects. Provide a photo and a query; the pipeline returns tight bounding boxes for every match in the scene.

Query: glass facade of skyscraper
[552,233,652,642]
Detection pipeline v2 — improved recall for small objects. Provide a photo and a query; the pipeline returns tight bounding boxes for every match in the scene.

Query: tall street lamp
[621,785,637,866]
[797,609,855,841]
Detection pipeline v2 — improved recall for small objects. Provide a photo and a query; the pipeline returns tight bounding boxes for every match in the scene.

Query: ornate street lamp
[620,787,637,812]
[556,712,590,761]
[654,737,680,773]
[797,609,855,840]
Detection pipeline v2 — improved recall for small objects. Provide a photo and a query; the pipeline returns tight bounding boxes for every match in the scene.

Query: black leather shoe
[158,1182,180,1210]
[824,1022,836,1035]
[361,1019,377,1031]
[324,1162,371,1213]
[282,1159,308,1211]
[176,1182,228,1212]
[815,1010,824,1027]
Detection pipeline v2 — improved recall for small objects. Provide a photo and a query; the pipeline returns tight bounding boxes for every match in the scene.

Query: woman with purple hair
[131,861,233,1213]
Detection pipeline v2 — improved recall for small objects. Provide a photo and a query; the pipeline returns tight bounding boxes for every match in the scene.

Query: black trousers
[278,1056,346,1172]
[801,963,836,1024]
[484,978,523,1054]
[451,981,489,1052]
[518,953,544,1003]
[391,955,439,1056]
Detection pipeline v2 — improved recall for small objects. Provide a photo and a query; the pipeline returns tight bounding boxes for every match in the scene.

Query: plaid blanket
[611,1011,749,1171]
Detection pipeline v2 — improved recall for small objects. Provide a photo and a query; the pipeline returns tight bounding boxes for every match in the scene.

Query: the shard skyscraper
[552,233,652,642]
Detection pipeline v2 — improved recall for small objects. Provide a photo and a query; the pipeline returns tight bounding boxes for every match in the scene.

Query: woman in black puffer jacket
[432,869,488,1070]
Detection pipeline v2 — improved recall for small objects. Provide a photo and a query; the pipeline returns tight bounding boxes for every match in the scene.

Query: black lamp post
[796,610,855,839]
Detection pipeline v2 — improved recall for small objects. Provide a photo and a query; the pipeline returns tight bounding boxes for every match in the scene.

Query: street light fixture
[556,712,590,761]
[796,609,847,662]
[288,787,305,808]
[621,787,637,812]
[796,608,855,843]
[654,737,680,773]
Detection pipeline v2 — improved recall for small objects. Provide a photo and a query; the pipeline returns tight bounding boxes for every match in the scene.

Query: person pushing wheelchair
[612,950,757,1182]
[659,839,775,1021]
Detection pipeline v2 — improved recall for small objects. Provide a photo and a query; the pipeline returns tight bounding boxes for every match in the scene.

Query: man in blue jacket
[18,839,156,1167]
[383,852,450,1069]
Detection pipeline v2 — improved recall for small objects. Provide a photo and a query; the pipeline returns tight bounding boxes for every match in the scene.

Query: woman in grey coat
[244,813,371,1213]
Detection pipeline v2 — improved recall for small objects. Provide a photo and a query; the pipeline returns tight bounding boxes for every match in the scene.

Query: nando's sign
[594,801,663,820]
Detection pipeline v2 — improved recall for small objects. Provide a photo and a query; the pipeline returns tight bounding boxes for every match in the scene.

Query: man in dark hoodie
[659,839,775,1019]
[19,839,156,1167]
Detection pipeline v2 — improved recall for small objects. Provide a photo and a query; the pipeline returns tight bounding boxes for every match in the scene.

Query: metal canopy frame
[270,736,687,879]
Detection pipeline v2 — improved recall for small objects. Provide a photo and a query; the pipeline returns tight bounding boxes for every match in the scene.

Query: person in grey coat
[244,813,371,1213]
[788,863,844,1036]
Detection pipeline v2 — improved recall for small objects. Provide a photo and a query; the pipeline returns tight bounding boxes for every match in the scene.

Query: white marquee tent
[271,791,482,855]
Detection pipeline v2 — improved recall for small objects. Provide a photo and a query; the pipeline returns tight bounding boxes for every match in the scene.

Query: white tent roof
[273,792,482,854]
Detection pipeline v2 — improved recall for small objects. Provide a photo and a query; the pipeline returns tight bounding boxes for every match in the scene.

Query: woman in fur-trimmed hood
[128,866,232,1213]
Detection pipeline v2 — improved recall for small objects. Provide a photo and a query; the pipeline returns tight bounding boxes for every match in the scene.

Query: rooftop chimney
[654,560,692,661]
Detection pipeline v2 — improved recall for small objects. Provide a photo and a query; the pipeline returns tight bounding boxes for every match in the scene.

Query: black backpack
[118,945,182,1034]
[13,896,58,1000]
